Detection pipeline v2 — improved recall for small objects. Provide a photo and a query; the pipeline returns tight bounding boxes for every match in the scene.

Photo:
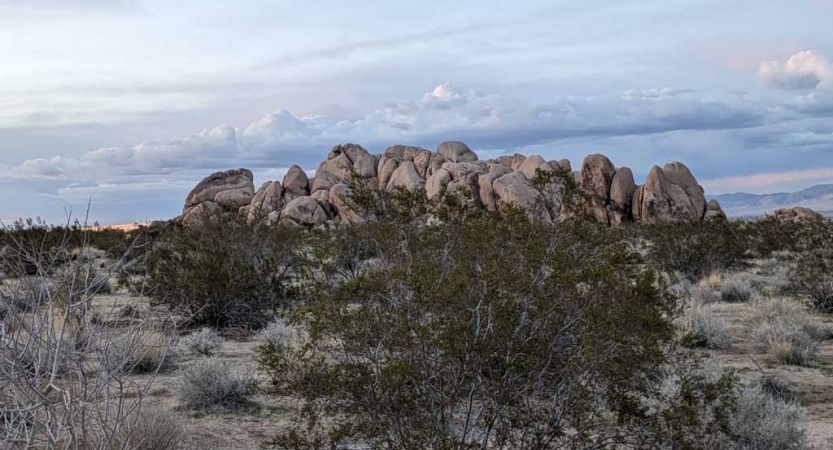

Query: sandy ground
[705,300,833,449]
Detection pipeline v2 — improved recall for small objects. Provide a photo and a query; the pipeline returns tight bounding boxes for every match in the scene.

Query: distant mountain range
[708,184,833,218]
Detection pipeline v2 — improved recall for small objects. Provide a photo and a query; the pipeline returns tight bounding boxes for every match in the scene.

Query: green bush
[145,220,303,328]
[260,205,743,449]
[789,224,833,312]
[640,220,750,280]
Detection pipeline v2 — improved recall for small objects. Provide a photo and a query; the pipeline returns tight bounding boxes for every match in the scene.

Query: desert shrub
[747,298,820,365]
[678,304,732,349]
[177,358,255,410]
[692,283,722,304]
[721,275,754,302]
[642,220,750,280]
[759,374,794,402]
[111,407,184,450]
[146,220,303,329]
[256,319,299,348]
[648,366,807,450]
[731,383,807,449]
[790,233,833,313]
[180,327,223,356]
[101,328,176,375]
[260,206,760,449]
[0,217,175,448]
[751,322,818,366]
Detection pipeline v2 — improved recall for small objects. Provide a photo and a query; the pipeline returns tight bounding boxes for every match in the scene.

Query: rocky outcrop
[178,141,723,227]
[772,207,823,223]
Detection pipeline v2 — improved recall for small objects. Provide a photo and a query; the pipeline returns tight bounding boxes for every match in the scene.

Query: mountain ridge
[708,184,833,218]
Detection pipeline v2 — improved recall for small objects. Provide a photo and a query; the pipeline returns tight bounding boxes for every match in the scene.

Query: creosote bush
[789,224,833,313]
[640,220,749,280]
[257,187,760,449]
[178,358,256,410]
[145,220,303,329]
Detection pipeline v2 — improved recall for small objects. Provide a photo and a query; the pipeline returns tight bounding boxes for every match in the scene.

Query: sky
[1,0,832,224]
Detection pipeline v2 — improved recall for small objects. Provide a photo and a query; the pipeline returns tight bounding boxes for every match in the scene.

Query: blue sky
[1,0,832,224]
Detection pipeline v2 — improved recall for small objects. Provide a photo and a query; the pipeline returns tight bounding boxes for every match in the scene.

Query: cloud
[756,50,830,90]
[701,166,833,193]
[0,83,766,185]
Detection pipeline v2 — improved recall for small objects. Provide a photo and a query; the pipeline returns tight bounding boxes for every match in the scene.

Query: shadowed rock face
[177,141,724,227]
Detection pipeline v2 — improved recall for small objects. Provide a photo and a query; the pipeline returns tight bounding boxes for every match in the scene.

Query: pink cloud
[702,167,833,194]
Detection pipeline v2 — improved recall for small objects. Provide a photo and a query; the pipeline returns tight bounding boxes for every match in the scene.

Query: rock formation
[772,207,823,224]
[178,141,725,227]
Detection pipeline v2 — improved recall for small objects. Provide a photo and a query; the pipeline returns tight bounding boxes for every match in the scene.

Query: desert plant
[730,383,807,449]
[261,206,749,449]
[145,220,303,328]
[648,366,807,450]
[747,298,820,365]
[721,275,754,302]
[100,328,176,375]
[0,216,176,448]
[678,304,732,349]
[790,236,833,313]
[643,220,750,280]
[110,407,184,450]
[181,327,223,356]
[751,322,818,366]
[177,358,255,410]
[692,283,722,304]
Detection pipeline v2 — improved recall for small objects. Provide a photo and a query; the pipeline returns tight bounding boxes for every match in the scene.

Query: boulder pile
[178,141,725,227]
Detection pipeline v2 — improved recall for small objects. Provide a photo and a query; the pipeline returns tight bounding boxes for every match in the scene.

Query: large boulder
[610,167,636,210]
[704,199,727,221]
[248,181,283,223]
[214,189,254,209]
[323,143,379,184]
[181,201,223,227]
[580,154,615,200]
[184,169,254,210]
[377,156,400,190]
[436,141,478,163]
[637,166,698,222]
[384,145,433,177]
[329,184,366,224]
[311,170,340,193]
[492,172,550,223]
[426,168,452,199]
[478,164,512,211]
[281,196,329,226]
[386,161,425,191]
[516,155,553,181]
[282,165,310,202]
[663,162,706,219]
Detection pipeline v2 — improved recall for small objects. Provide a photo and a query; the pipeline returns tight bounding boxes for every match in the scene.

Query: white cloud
[0,83,766,184]
[757,50,830,90]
